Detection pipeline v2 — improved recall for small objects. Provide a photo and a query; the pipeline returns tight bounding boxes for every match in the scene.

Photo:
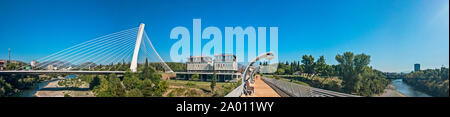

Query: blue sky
[0,0,448,72]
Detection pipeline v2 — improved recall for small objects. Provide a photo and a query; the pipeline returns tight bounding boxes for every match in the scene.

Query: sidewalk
[242,75,280,97]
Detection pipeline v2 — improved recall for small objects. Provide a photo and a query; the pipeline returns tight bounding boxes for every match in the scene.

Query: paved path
[242,75,280,97]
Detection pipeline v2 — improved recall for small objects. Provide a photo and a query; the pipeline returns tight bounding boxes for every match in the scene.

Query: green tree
[336,52,360,94]
[64,93,71,97]
[276,68,285,75]
[301,55,315,75]
[192,74,199,81]
[335,52,387,96]
[6,63,16,70]
[89,75,100,90]
[0,77,15,97]
[123,72,142,90]
[211,70,217,92]
[404,67,449,97]
[126,88,144,97]
[93,74,125,97]
[141,78,154,97]
[154,80,169,96]
[315,56,327,76]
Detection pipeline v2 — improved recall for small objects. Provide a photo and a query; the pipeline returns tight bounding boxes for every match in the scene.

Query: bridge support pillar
[130,23,145,72]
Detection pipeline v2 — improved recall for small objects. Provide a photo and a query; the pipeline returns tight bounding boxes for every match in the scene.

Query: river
[391,79,431,97]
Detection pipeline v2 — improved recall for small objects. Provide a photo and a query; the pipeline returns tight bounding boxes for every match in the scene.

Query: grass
[165,80,238,97]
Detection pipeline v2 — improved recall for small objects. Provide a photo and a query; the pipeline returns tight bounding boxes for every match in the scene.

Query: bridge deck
[242,75,280,97]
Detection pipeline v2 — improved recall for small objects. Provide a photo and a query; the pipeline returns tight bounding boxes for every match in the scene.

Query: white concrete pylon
[130,23,145,72]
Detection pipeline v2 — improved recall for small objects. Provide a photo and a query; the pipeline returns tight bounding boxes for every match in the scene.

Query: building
[175,54,241,82]
[30,61,37,68]
[0,60,5,70]
[414,63,420,72]
[47,65,54,70]
[186,56,213,72]
[214,54,238,73]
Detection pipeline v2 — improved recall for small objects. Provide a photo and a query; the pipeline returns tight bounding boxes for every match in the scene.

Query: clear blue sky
[0,0,448,72]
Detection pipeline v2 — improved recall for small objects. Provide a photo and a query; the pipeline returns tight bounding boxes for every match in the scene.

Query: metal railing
[224,84,243,97]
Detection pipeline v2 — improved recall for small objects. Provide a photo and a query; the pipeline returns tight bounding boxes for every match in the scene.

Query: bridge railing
[262,77,360,97]
[224,84,243,97]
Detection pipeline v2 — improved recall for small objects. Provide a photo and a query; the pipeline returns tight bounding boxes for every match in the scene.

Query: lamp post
[242,52,274,95]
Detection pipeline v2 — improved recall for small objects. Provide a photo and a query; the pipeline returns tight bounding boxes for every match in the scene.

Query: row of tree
[272,55,336,77]
[404,67,449,97]
[270,52,390,96]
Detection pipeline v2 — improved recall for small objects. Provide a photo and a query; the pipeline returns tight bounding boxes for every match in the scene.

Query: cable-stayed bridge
[0,23,173,75]
[0,23,359,97]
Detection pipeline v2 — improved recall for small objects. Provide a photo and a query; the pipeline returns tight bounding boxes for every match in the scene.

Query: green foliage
[219,80,242,96]
[270,51,389,96]
[192,74,199,81]
[93,74,126,97]
[335,52,389,96]
[271,75,342,92]
[17,77,37,89]
[5,62,27,70]
[0,74,54,96]
[301,55,315,75]
[0,77,15,97]
[155,80,169,96]
[90,76,100,90]
[64,93,71,97]
[276,68,285,75]
[123,71,142,90]
[125,88,144,97]
[186,82,195,88]
[150,62,186,72]
[315,56,331,76]
[274,55,335,77]
[404,67,449,97]
[210,71,217,92]
[93,58,169,97]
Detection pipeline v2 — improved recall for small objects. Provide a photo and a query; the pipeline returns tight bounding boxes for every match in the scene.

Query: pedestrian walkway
[242,75,280,97]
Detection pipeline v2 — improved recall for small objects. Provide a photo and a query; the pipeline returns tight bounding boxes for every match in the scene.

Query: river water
[391,79,431,97]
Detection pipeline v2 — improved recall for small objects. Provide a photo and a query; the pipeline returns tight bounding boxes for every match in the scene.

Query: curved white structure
[225,52,274,97]
[130,23,145,72]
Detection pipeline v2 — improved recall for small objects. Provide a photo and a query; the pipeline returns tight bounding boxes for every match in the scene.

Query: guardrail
[224,84,243,97]
[262,77,360,97]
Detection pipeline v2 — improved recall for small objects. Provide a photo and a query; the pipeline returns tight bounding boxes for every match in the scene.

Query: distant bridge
[1,23,172,76]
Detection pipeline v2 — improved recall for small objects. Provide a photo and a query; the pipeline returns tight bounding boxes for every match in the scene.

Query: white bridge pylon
[130,23,174,73]
[130,23,145,72]
[21,23,173,73]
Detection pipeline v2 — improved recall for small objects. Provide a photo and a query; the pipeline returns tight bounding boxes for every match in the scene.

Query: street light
[242,52,274,95]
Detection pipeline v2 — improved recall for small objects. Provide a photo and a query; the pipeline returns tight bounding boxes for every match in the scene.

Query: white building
[30,61,37,68]
[176,54,240,82]
[186,56,213,72]
[47,65,54,70]
[214,54,238,73]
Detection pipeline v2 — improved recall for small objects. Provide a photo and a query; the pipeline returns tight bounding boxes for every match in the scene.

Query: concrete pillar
[130,23,145,72]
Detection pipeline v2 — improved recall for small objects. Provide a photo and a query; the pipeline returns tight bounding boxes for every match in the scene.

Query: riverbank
[376,84,407,97]
[34,78,94,97]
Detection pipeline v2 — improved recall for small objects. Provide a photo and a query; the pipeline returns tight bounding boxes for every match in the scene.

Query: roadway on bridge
[242,75,280,97]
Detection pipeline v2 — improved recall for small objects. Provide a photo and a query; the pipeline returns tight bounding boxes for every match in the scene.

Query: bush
[64,93,71,97]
